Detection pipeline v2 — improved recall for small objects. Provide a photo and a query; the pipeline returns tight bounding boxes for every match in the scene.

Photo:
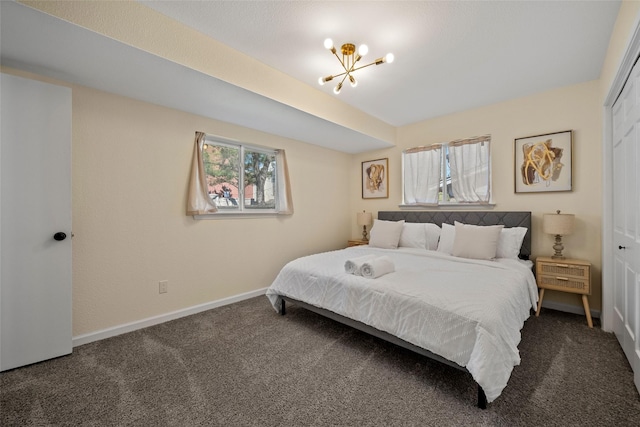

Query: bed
[266,211,536,408]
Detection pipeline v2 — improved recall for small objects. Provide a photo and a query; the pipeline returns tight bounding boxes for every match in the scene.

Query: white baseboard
[72,288,268,348]
[540,299,601,319]
[72,289,598,348]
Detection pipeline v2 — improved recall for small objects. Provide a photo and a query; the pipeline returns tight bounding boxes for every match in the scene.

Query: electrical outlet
[159,280,168,294]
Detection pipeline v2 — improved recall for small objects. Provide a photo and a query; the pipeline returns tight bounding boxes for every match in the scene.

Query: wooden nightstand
[535,257,592,328]
[348,239,369,247]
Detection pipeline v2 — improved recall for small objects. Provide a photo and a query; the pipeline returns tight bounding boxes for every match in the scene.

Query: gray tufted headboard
[377,211,532,260]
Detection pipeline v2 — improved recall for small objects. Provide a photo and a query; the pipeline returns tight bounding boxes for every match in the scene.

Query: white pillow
[398,223,427,249]
[452,222,504,260]
[425,223,442,250]
[496,227,528,259]
[436,223,456,254]
[369,219,405,249]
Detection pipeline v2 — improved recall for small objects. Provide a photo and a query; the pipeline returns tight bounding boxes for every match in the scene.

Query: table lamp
[542,210,575,259]
[357,211,373,241]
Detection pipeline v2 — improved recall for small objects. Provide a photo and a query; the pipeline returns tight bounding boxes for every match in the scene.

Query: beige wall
[9,1,640,335]
[71,86,352,336]
[350,80,603,311]
[6,68,605,335]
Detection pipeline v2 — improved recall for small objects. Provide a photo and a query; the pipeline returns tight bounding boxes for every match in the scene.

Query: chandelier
[318,38,394,94]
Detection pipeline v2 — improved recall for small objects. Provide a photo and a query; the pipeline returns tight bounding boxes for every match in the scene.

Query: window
[187,132,293,216]
[202,140,277,210]
[402,135,491,205]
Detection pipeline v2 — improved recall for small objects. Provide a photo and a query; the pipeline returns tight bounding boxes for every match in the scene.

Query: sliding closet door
[0,73,72,371]
[612,59,640,392]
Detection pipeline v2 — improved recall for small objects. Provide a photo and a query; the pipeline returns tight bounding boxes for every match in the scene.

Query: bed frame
[279,211,532,409]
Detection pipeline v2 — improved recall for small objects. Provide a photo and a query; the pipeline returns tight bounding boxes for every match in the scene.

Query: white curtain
[403,144,442,205]
[448,136,491,203]
[275,149,294,215]
[186,132,218,215]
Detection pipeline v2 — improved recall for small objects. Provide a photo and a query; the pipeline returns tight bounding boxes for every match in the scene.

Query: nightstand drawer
[537,262,589,279]
[537,275,590,294]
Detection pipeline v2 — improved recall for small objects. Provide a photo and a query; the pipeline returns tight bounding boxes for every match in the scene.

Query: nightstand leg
[582,295,593,328]
[536,289,545,317]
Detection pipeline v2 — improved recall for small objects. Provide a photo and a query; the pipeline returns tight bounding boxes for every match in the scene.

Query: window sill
[193,211,281,220]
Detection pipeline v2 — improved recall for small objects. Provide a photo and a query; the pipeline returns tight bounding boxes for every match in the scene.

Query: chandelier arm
[342,53,361,74]
[350,61,380,73]
[332,50,349,72]
[330,70,348,79]
[323,61,382,84]
[337,71,350,86]
[345,60,357,74]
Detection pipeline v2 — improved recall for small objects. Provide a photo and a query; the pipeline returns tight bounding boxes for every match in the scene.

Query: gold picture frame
[362,158,389,199]
[514,130,572,193]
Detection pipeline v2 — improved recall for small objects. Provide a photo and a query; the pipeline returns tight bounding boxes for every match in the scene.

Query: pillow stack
[437,221,527,260]
[364,218,527,261]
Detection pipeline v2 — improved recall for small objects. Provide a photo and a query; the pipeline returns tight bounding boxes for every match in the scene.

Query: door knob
[53,232,67,241]
[619,245,627,250]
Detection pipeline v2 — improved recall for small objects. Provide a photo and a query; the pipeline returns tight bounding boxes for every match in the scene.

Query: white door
[0,73,72,371]
[612,59,640,392]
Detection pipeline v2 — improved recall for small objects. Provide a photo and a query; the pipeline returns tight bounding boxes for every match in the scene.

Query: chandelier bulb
[324,38,334,50]
[349,75,357,87]
[385,53,395,64]
[358,44,368,56]
[334,82,343,94]
[319,75,333,85]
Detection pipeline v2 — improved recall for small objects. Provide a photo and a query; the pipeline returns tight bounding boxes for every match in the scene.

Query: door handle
[619,245,627,250]
[53,232,67,241]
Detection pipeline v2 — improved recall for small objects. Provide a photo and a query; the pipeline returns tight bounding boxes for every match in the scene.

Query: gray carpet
[1,296,639,426]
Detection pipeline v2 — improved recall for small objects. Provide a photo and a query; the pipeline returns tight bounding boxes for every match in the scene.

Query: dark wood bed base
[277,211,531,409]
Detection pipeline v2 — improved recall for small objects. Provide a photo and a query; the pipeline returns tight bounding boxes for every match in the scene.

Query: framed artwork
[514,130,572,193]
[362,158,389,199]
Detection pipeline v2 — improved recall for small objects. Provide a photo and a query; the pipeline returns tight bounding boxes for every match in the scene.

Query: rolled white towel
[361,256,395,279]
[344,254,377,275]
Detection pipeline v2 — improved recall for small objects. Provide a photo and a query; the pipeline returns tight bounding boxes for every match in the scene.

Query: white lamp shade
[543,212,575,235]
[357,212,373,227]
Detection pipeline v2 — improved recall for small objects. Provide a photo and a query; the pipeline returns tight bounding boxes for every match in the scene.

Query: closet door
[612,59,640,392]
[0,73,72,371]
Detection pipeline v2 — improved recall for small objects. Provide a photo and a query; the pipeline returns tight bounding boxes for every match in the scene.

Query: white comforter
[266,246,538,403]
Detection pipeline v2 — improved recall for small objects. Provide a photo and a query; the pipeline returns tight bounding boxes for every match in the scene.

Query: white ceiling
[1,1,621,153]
[140,0,621,126]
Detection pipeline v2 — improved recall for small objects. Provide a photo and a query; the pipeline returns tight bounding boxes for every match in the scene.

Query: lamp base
[362,226,369,242]
[551,234,565,259]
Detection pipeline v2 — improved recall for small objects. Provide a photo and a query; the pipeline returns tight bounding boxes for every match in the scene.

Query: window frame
[401,135,493,207]
[201,135,279,216]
